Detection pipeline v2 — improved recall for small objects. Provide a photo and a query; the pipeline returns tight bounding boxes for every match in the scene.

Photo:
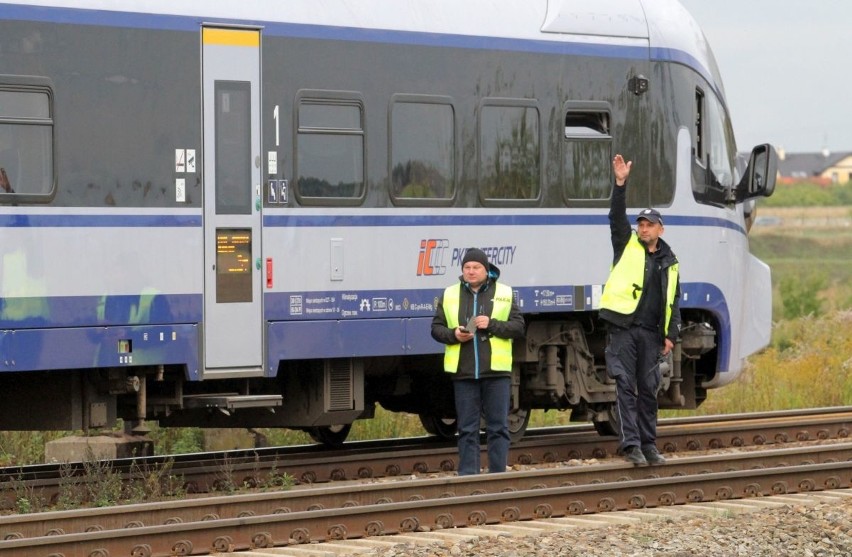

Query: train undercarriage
[0,312,718,448]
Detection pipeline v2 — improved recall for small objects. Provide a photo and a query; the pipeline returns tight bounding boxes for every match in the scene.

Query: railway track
[2,406,850,506]
[0,408,850,556]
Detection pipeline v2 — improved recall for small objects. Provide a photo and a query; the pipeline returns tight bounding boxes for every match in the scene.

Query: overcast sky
[678,0,850,155]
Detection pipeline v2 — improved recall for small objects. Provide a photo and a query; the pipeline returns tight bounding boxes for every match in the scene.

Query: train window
[215,81,252,215]
[691,89,737,207]
[479,100,540,203]
[295,94,365,205]
[706,97,737,187]
[389,96,455,204]
[694,88,705,163]
[564,111,609,138]
[562,102,612,203]
[0,84,55,200]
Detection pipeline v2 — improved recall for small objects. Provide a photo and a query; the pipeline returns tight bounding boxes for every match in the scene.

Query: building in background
[775,148,852,184]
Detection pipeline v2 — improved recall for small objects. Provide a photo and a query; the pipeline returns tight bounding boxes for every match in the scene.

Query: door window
[215,81,252,215]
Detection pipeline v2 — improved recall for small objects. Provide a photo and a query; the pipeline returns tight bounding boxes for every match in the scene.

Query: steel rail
[0,441,850,542]
[2,458,850,557]
[2,407,849,509]
[4,406,850,482]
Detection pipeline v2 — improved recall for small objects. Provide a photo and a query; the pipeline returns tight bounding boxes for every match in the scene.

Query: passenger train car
[0,0,775,444]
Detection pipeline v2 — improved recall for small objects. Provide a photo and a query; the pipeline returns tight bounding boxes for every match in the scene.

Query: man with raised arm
[599,154,681,466]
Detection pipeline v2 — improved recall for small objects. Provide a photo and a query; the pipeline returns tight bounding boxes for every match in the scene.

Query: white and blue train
[0,0,775,444]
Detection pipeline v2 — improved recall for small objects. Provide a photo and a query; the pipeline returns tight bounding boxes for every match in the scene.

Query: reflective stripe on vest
[601,233,679,333]
[443,282,514,373]
[664,263,678,333]
[601,233,646,315]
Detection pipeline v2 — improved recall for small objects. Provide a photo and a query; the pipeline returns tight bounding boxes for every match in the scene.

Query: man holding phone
[431,248,525,475]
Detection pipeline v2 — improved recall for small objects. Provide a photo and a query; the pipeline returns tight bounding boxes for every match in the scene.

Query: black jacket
[599,183,682,344]
[431,266,525,380]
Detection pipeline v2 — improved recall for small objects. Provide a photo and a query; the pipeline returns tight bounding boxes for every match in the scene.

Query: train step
[183,393,283,411]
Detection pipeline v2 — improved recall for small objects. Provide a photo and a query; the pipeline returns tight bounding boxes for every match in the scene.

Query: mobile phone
[459,316,477,333]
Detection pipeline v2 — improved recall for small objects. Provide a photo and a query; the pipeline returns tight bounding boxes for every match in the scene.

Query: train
[0,0,776,446]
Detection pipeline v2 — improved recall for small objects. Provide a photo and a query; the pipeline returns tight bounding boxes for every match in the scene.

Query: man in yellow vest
[431,248,525,475]
[600,154,681,466]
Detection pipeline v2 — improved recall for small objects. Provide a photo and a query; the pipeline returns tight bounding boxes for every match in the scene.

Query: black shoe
[623,446,647,466]
[642,446,666,465]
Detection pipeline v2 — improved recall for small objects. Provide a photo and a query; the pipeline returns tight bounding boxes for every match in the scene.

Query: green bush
[779,273,826,319]
[762,181,852,207]
[149,427,204,455]
[0,431,67,466]
[693,312,852,414]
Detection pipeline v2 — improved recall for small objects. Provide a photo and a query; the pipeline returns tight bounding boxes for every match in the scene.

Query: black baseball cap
[636,208,663,225]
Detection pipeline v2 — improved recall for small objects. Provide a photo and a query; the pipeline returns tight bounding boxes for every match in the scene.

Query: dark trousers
[605,326,663,452]
[453,375,511,475]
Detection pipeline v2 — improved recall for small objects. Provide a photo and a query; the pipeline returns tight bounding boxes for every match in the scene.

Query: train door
[201,27,263,376]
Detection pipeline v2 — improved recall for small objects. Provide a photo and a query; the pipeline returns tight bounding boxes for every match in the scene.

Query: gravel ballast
[370,490,852,557]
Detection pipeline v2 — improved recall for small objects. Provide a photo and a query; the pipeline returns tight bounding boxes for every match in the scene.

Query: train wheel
[418,414,458,440]
[307,424,352,447]
[508,407,531,443]
[592,403,620,437]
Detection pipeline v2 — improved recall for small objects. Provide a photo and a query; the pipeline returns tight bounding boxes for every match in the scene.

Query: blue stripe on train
[261,213,746,235]
[0,293,202,329]
[264,283,731,370]
[0,212,747,235]
[0,283,730,376]
[1,324,201,379]
[0,214,201,227]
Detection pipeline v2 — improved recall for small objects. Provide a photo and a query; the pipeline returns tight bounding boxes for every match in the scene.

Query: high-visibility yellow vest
[600,233,679,333]
[442,282,514,372]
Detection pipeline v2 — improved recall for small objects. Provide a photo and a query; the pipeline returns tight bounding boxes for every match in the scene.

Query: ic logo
[416,239,449,276]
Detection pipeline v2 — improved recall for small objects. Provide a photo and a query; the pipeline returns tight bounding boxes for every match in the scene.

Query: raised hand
[613,154,632,186]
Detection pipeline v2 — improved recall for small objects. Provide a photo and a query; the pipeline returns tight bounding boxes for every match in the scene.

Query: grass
[675,205,852,416]
[750,206,852,316]
[671,311,852,417]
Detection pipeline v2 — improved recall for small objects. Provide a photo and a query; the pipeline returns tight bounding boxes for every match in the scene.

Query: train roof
[2,0,725,99]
